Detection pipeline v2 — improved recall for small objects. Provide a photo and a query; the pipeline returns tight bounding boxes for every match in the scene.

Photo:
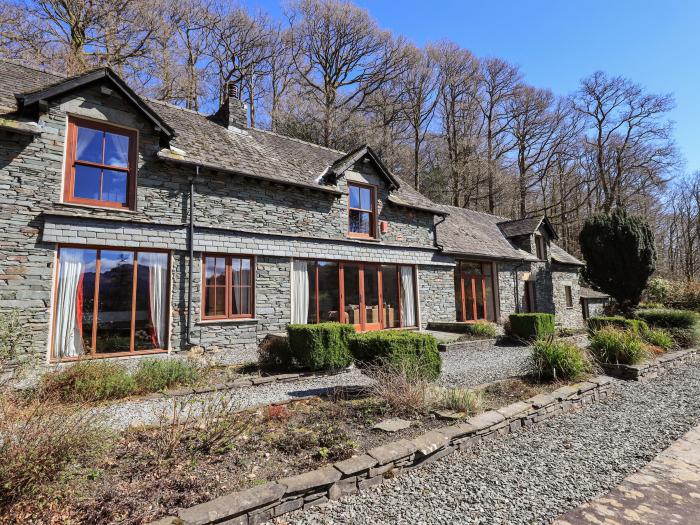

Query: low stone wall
[149,376,614,525]
[601,348,699,382]
[437,338,500,353]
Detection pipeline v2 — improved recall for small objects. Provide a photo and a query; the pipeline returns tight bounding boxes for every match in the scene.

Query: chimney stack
[219,82,248,129]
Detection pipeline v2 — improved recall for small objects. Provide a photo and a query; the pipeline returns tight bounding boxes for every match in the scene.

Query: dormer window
[535,234,546,260]
[348,183,376,238]
[64,117,137,209]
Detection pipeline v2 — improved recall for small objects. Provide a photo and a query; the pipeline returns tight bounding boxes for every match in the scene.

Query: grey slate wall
[551,265,584,328]
[418,265,457,328]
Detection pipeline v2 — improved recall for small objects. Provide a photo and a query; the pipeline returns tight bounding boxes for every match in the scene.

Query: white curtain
[400,266,416,327]
[232,258,242,314]
[142,252,168,348]
[54,251,85,358]
[291,260,309,324]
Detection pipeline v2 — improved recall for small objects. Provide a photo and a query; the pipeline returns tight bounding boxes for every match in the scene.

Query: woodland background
[1,0,698,281]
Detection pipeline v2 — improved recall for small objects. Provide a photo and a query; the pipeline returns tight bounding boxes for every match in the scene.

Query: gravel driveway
[281,360,700,525]
[438,342,530,388]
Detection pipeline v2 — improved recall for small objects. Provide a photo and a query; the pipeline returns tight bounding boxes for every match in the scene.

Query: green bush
[41,360,136,402]
[589,327,651,365]
[464,321,497,338]
[350,330,441,381]
[642,329,675,351]
[133,359,200,392]
[257,334,292,370]
[666,327,700,349]
[286,322,355,371]
[508,313,555,340]
[636,309,699,329]
[587,316,648,334]
[528,338,591,381]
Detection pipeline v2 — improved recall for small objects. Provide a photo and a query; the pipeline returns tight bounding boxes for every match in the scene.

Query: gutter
[186,166,198,346]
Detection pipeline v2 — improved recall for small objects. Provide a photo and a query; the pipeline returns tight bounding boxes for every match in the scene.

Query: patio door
[341,263,383,331]
[457,262,488,322]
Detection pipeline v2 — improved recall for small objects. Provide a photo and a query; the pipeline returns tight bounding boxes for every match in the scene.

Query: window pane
[349,211,371,234]
[233,286,251,315]
[464,275,475,320]
[344,264,361,325]
[307,263,317,324]
[54,248,97,358]
[382,265,399,328]
[134,252,168,350]
[364,266,380,326]
[204,286,217,317]
[318,262,339,323]
[96,250,134,354]
[73,165,101,200]
[359,187,371,210]
[485,274,495,321]
[76,126,103,163]
[475,278,485,320]
[102,169,128,204]
[214,286,225,316]
[349,185,360,208]
[205,257,226,286]
[104,131,130,167]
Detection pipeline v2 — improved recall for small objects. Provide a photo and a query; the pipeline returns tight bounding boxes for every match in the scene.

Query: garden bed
[0,375,588,525]
[601,348,699,381]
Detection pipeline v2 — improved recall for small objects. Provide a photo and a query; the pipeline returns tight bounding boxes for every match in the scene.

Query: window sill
[57,201,138,214]
[197,318,259,325]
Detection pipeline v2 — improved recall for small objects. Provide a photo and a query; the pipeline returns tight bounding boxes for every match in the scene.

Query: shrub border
[148,376,614,525]
[600,348,699,382]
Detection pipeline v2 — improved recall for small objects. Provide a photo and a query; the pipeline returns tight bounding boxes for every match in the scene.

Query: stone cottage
[0,61,584,367]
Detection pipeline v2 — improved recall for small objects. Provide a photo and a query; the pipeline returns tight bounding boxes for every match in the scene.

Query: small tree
[579,208,656,312]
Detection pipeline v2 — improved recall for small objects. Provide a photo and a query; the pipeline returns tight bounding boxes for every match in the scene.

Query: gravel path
[99,368,372,430]
[99,340,528,430]
[438,342,530,388]
[282,360,700,525]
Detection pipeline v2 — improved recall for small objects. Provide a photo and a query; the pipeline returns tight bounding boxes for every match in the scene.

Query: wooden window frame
[50,244,171,362]
[201,254,255,320]
[347,182,377,239]
[63,116,138,210]
[535,234,546,260]
[565,285,574,308]
[456,261,497,322]
[303,259,416,331]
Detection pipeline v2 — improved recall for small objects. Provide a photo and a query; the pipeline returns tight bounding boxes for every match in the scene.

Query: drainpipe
[514,258,526,313]
[433,214,447,250]
[186,166,199,346]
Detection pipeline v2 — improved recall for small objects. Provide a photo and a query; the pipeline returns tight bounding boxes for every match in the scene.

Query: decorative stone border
[601,348,699,382]
[148,376,614,525]
[437,338,499,353]
[132,368,352,401]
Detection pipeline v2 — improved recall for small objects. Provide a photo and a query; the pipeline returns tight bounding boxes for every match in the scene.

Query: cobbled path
[282,360,700,525]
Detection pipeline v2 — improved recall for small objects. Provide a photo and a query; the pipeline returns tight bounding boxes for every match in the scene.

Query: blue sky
[245,0,699,174]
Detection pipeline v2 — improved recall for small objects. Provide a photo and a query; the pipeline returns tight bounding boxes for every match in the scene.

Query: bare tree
[285,0,408,147]
[477,57,521,212]
[399,45,439,190]
[573,71,678,212]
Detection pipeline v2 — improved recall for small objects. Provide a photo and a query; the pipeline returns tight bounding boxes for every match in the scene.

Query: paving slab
[555,423,700,525]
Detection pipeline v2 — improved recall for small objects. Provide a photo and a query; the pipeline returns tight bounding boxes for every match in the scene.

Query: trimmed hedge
[636,309,699,329]
[508,313,555,340]
[350,330,441,381]
[587,316,648,334]
[286,322,355,371]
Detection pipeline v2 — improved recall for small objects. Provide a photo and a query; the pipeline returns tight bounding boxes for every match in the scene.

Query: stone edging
[148,376,614,525]
[437,338,499,352]
[601,348,699,382]
[135,368,352,401]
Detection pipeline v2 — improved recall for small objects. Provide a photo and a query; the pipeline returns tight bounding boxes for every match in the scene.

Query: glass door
[343,264,362,330]
[363,265,381,331]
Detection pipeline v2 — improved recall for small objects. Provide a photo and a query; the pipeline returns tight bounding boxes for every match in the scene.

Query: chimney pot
[217,81,247,129]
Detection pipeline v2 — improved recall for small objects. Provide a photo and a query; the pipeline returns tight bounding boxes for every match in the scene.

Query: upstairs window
[64,117,137,209]
[535,234,546,260]
[348,183,376,238]
[565,285,574,308]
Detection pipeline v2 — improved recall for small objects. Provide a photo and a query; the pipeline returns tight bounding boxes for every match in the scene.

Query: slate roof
[438,205,538,261]
[550,243,584,266]
[579,286,610,299]
[0,60,64,113]
[498,215,558,239]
